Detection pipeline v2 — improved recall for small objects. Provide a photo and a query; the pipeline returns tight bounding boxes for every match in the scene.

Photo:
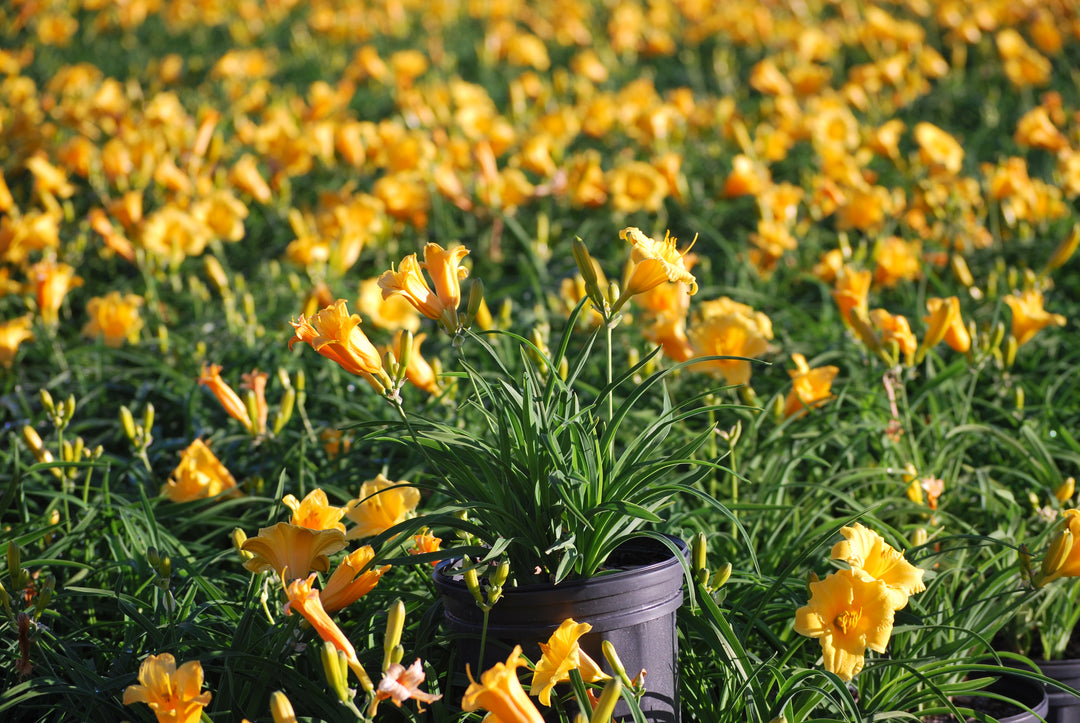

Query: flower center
[833,607,861,635]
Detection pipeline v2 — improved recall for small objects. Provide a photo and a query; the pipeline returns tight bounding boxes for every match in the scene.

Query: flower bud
[0,580,11,619]
[270,690,298,723]
[1056,477,1075,503]
[33,575,55,619]
[1015,386,1024,411]
[951,254,974,287]
[602,640,633,690]
[39,389,55,415]
[120,406,137,442]
[8,543,27,590]
[590,677,623,723]
[910,527,928,547]
[321,641,351,702]
[231,528,253,561]
[464,278,485,330]
[1046,224,1080,273]
[712,562,733,588]
[464,564,484,607]
[143,403,155,435]
[691,532,708,580]
[273,388,296,436]
[383,599,406,672]
[1004,335,1018,369]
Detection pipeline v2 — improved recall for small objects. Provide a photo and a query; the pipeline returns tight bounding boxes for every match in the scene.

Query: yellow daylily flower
[241,522,346,581]
[161,439,239,502]
[794,569,895,681]
[462,645,544,723]
[81,291,143,347]
[618,227,698,300]
[423,242,470,313]
[0,315,34,368]
[1004,289,1066,347]
[830,523,926,610]
[1037,509,1080,587]
[282,488,348,532]
[530,618,609,706]
[122,653,212,723]
[345,474,421,540]
[921,296,970,355]
[783,353,839,418]
[378,253,445,321]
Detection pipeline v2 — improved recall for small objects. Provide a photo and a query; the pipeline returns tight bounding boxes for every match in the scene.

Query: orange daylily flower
[29,259,82,327]
[378,254,445,321]
[869,309,917,366]
[281,488,347,532]
[357,277,421,333]
[687,298,773,386]
[462,646,544,723]
[290,300,390,393]
[284,573,373,691]
[619,227,698,302]
[319,545,390,614]
[1004,290,1066,347]
[81,292,144,348]
[241,522,346,580]
[423,243,470,314]
[0,315,34,368]
[872,237,922,288]
[1037,510,1080,587]
[409,528,443,566]
[198,364,254,433]
[783,353,839,418]
[161,439,239,502]
[345,474,421,540]
[123,653,212,723]
[921,297,970,355]
[831,267,871,326]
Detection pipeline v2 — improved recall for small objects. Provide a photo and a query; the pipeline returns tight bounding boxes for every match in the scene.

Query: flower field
[3,0,1080,721]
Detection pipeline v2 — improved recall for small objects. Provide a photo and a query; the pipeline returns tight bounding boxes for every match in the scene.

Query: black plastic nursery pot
[925,672,1050,723]
[433,535,689,723]
[1039,658,1080,723]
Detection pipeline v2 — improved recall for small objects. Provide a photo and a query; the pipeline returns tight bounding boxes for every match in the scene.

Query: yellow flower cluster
[795,523,926,681]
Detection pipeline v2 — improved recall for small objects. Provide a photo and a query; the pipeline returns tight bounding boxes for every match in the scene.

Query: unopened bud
[463,278,485,332]
[1004,335,1018,369]
[232,528,253,560]
[590,677,623,723]
[713,562,732,588]
[602,640,633,690]
[1056,477,1076,503]
[464,565,484,607]
[120,406,137,442]
[692,532,708,580]
[910,527,928,547]
[1038,526,1074,587]
[270,690,298,723]
[143,403,155,435]
[383,599,406,671]
[1015,386,1024,411]
[396,330,413,375]
[273,388,296,436]
[951,254,974,287]
[39,389,55,414]
[321,641,351,702]
[34,575,55,618]
[204,254,231,297]
[1046,224,1080,273]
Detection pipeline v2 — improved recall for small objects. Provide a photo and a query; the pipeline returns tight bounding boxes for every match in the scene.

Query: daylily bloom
[687,298,773,386]
[282,488,348,532]
[530,619,610,706]
[869,309,917,366]
[830,523,926,610]
[618,227,698,303]
[409,528,443,566]
[284,573,372,691]
[372,659,442,713]
[872,237,922,288]
[290,300,390,393]
[319,545,390,614]
[921,297,970,355]
[241,522,346,580]
[914,122,964,176]
[357,277,421,333]
[783,353,839,418]
[378,253,445,321]
[0,315,34,368]
[123,653,212,723]
[831,266,871,326]
[1004,290,1066,347]
[81,291,143,347]
[794,568,895,681]
[29,259,82,327]
[345,474,421,540]
[198,364,253,433]
[462,645,544,723]
[161,439,239,502]
[423,242,470,313]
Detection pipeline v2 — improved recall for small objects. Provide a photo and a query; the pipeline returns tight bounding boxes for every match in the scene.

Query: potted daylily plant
[289,226,737,722]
